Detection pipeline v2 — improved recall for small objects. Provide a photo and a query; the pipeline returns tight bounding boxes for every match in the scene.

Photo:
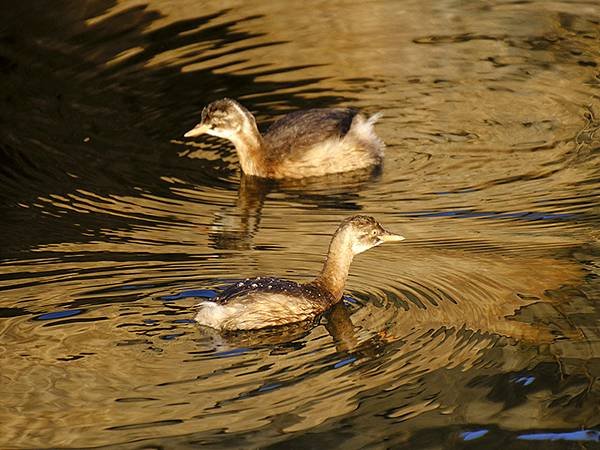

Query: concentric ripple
[1,0,599,448]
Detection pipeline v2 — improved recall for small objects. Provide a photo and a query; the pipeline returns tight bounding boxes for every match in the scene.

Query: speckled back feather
[215,276,333,305]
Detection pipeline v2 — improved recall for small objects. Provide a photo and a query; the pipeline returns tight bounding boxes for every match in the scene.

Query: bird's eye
[371,230,377,236]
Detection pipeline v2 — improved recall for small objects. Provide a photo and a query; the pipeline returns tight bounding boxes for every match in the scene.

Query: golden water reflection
[0,230,587,447]
[0,0,599,447]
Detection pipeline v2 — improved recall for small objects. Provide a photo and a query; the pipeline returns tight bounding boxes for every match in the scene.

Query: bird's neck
[230,121,265,176]
[313,230,354,301]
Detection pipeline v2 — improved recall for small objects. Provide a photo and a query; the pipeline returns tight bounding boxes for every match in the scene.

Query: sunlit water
[1,0,599,448]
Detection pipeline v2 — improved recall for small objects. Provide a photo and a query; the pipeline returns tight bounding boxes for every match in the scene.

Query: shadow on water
[0,0,353,256]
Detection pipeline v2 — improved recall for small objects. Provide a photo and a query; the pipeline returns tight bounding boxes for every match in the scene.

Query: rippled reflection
[0,0,599,448]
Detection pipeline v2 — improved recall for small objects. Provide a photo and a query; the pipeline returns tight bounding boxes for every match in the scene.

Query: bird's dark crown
[201,98,250,124]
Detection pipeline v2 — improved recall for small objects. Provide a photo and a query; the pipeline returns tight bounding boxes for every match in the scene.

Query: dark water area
[1,0,599,448]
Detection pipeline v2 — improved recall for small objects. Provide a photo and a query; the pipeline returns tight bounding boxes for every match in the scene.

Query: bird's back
[261,108,384,178]
[263,108,358,158]
[216,276,334,305]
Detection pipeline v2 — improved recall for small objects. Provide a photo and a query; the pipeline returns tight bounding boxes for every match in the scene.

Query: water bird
[184,98,384,179]
[194,215,404,331]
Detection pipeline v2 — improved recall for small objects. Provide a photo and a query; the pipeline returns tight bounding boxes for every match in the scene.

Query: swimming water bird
[184,98,384,179]
[194,215,404,331]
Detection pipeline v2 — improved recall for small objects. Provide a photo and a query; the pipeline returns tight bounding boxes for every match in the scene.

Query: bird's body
[184,99,384,179]
[194,277,335,331]
[194,215,404,331]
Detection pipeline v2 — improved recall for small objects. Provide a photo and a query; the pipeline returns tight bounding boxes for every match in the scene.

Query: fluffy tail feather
[347,112,385,159]
[367,111,383,125]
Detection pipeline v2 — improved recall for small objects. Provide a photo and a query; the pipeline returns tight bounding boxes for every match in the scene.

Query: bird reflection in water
[208,167,381,250]
[196,248,582,379]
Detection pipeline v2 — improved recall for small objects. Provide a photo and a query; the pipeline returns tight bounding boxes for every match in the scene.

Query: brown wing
[216,277,303,304]
[216,277,332,305]
[262,108,358,160]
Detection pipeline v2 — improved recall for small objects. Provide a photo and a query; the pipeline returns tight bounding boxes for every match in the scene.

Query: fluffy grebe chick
[184,98,384,179]
[195,215,404,331]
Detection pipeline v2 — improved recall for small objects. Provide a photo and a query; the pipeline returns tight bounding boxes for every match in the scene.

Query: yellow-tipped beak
[184,123,208,138]
[380,232,405,243]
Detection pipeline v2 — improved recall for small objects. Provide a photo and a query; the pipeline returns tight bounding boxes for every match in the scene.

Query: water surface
[0,0,599,448]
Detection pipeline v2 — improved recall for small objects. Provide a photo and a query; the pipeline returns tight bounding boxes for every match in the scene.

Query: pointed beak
[380,230,405,243]
[184,123,208,138]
